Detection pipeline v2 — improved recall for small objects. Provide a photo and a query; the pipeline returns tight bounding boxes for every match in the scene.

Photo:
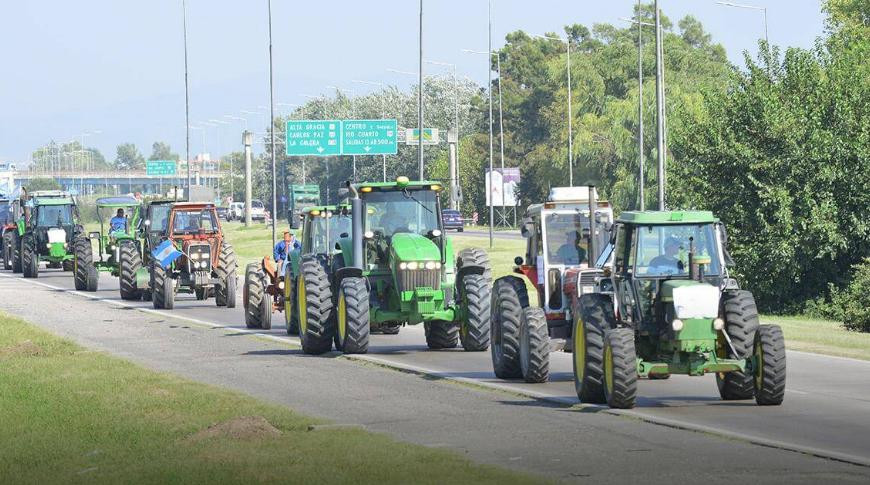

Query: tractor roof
[96,196,140,208]
[33,196,74,206]
[354,177,443,192]
[171,202,215,210]
[29,190,69,198]
[617,210,718,225]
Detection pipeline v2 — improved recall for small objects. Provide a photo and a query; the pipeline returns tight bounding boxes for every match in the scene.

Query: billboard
[485,168,520,207]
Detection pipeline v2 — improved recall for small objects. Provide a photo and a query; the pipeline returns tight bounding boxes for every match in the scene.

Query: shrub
[831,259,870,332]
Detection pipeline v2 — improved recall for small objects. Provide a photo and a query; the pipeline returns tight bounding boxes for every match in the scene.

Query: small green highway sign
[146,160,176,176]
[286,120,341,156]
[342,119,398,155]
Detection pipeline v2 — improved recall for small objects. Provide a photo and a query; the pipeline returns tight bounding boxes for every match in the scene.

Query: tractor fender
[457,264,485,282]
[332,266,367,298]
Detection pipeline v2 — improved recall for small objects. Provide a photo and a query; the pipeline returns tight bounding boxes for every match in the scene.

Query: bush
[830,259,870,332]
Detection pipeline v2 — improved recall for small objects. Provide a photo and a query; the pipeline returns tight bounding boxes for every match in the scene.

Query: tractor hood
[390,233,440,262]
[660,280,720,319]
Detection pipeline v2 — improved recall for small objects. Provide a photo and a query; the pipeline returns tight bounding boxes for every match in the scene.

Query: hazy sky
[0,1,826,165]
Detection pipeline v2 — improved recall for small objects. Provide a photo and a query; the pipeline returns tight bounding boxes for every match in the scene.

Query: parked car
[216,206,229,220]
[228,202,244,221]
[249,199,266,222]
[441,209,464,232]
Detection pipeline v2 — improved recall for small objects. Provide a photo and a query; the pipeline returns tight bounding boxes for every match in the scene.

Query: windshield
[172,208,218,234]
[544,212,608,265]
[36,205,73,227]
[635,224,721,277]
[0,201,10,225]
[308,213,352,254]
[363,189,439,237]
[149,205,171,233]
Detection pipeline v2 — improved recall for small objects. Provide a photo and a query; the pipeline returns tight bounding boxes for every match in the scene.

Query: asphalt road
[2,267,869,483]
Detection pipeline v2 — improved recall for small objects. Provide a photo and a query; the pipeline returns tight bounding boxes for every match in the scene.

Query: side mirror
[514,256,524,266]
[428,229,442,238]
[520,222,534,238]
[339,232,348,238]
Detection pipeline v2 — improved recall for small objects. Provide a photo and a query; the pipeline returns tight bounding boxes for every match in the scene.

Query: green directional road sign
[286,120,341,156]
[146,160,176,176]
[341,119,398,155]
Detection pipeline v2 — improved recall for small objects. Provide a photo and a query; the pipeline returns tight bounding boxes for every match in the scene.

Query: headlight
[435,262,442,269]
[672,319,684,332]
[713,318,725,330]
[407,262,419,270]
[190,253,200,260]
[46,243,51,248]
[424,261,437,270]
[399,262,408,270]
[278,281,285,290]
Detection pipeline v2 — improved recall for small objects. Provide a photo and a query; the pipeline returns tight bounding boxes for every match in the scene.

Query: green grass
[222,221,282,269]
[0,312,540,484]
[223,227,870,361]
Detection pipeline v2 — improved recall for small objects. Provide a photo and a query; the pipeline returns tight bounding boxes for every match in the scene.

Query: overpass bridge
[13,170,225,196]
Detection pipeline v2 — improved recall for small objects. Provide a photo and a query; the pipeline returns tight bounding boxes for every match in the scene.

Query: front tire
[519,307,550,383]
[214,242,238,308]
[335,277,369,354]
[603,328,638,409]
[459,274,491,351]
[573,294,613,404]
[119,241,143,300]
[2,232,12,270]
[425,321,458,349]
[284,264,298,335]
[754,325,786,406]
[73,237,98,291]
[11,233,22,273]
[244,263,271,330]
[22,234,38,278]
[297,257,334,354]
[151,264,174,310]
[717,290,759,400]
[491,276,528,379]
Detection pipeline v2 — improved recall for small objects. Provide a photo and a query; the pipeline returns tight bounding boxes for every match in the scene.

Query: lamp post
[417,0,424,181]
[327,85,358,181]
[352,79,390,182]
[620,13,654,211]
[653,0,666,210]
[534,33,573,187]
[717,1,768,46]
[181,0,191,200]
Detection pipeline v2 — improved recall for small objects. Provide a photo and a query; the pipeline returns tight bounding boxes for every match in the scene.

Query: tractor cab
[611,211,730,337]
[91,196,142,267]
[26,191,78,254]
[516,187,613,329]
[294,205,352,275]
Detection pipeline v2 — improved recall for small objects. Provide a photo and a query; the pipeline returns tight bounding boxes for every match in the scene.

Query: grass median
[0,311,540,484]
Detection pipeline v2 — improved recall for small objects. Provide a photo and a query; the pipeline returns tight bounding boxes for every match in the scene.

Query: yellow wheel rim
[604,344,614,395]
[573,317,586,383]
[283,275,293,326]
[297,277,307,334]
[338,290,347,342]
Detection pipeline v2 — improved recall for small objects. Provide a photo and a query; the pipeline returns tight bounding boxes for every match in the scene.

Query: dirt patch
[187,416,281,442]
[0,340,46,358]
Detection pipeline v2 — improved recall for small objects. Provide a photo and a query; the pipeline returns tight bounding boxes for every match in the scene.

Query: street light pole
[268,0,277,246]
[534,33,573,186]
[487,0,494,247]
[352,80,389,182]
[417,0,424,181]
[654,0,666,211]
[620,13,654,211]
[182,0,191,200]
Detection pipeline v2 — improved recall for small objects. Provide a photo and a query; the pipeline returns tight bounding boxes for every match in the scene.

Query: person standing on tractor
[273,231,300,274]
[110,208,127,234]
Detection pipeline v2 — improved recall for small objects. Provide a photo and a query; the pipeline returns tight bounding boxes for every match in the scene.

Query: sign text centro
[285,120,342,156]
[342,119,398,155]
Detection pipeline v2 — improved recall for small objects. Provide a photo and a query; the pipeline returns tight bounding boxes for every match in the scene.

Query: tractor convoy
[4,179,786,410]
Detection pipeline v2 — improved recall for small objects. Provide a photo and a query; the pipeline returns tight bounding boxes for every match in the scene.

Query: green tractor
[291,177,491,355]
[137,199,174,300]
[17,190,97,289]
[243,205,351,333]
[572,210,786,408]
[85,196,147,299]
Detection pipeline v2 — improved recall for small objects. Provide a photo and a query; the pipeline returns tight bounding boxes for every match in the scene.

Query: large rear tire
[573,294,614,404]
[244,263,271,329]
[717,290,759,400]
[284,264,298,335]
[2,232,12,270]
[335,276,370,354]
[519,307,550,383]
[151,264,174,310]
[73,237,98,291]
[459,274,491,351]
[603,328,638,409]
[214,242,238,308]
[754,325,786,406]
[11,232,22,273]
[491,276,528,379]
[297,257,334,354]
[457,247,492,283]
[119,241,143,300]
[425,321,459,349]
[22,234,38,278]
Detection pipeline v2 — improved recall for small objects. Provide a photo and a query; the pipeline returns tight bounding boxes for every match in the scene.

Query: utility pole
[243,131,253,227]
[182,0,191,200]
[487,0,494,248]
[638,0,645,211]
[654,0,666,211]
[267,0,277,247]
[417,0,425,180]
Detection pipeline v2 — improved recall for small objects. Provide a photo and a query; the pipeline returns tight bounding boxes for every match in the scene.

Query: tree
[149,142,178,161]
[26,177,62,191]
[114,143,145,170]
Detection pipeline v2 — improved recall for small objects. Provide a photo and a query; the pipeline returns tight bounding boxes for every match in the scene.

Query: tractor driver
[649,237,683,271]
[379,205,412,236]
[273,231,301,275]
[554,231,587,265]
[110,209,127,233]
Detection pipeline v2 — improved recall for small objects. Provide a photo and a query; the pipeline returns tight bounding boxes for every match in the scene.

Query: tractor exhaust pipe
[587,183,597,267]
[346,181,364,270]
